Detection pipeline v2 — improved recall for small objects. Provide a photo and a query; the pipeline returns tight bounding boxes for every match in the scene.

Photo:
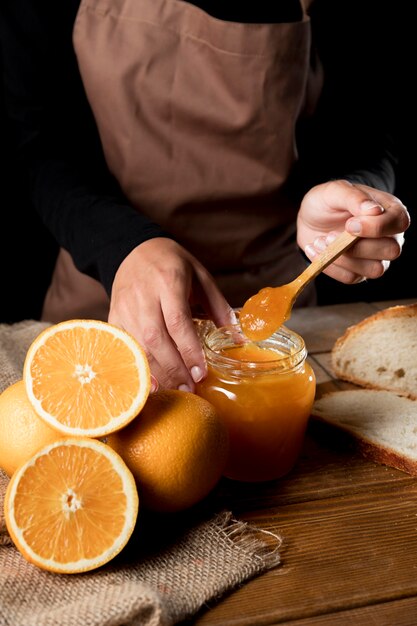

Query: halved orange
[4,438,139,573]
[23,319,151,437]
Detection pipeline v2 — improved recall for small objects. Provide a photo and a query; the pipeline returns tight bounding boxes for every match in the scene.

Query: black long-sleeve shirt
[0,0,400,296]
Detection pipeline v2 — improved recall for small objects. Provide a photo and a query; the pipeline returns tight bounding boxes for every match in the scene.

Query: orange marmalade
[196,324,316,482]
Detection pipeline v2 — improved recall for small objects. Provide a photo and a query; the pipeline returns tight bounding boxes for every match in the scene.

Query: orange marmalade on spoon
[240,231,359,341]
[239,283,298,342]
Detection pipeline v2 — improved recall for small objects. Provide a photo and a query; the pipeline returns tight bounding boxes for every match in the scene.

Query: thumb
[323,180,385,236]
[325,180,384,217]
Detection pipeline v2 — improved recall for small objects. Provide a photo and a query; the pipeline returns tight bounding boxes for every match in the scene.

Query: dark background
[0,69,58,323]
[316,143,416,306]
[315,1,416,305]
[0,3,415,323]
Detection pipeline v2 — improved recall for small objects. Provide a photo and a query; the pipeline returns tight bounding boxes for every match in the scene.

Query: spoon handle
[293,231,359,298]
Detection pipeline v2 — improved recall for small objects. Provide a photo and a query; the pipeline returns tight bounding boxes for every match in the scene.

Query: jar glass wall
[195,322,316,482]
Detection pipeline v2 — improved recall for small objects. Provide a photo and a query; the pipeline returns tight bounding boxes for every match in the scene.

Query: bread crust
[312,389,417,476]
[331,303,417,400]
[315,305,417,476]
[333,303,417,351]
[312,413,417,475]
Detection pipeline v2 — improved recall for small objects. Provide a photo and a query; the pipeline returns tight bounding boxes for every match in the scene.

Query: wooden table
[190,298,417,626]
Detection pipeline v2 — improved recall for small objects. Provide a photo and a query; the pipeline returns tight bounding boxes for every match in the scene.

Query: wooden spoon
[240,231,359,341]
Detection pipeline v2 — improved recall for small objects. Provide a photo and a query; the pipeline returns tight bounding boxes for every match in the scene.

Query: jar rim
[202,322,307,375]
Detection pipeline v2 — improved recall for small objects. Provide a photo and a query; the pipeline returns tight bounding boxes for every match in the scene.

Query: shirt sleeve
[0,0,168,296]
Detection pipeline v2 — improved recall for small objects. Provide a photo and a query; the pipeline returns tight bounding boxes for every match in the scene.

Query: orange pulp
[196,341,315,482]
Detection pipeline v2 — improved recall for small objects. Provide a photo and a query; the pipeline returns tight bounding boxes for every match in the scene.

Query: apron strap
[300,0,316,16]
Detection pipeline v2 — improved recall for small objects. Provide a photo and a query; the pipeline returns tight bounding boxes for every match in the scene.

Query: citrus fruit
[106,389,229,513]
[0,380,61,477]
[23,319,151,437]
[4,438,138,573]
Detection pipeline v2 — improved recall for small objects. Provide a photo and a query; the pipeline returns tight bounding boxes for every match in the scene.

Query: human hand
[297,180,410,283]
[108,238,236,391]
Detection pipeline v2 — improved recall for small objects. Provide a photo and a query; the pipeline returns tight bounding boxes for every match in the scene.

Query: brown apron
[42,0,323,322]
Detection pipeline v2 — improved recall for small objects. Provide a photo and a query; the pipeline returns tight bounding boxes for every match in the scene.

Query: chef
[0,0,410,390]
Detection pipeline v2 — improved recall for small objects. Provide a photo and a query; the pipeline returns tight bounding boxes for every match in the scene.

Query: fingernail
[325,232,338,245]
[313,237,326,251]
[178,384,192,393]
[150,375,159,393]
[191,366,204,383]
[347,220,362,234]
[360,200,384,214]
[230,309,238,325]
[304,244,317,259]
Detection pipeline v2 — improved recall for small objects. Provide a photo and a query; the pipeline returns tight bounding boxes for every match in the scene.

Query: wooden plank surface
[187,300,417,626]
[195,487,417,625]
[286,302,377,354]
[262,597,417,626]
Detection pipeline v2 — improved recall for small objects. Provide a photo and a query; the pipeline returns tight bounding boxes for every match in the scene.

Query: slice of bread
[312,389,417,475]
[331,303,417,400]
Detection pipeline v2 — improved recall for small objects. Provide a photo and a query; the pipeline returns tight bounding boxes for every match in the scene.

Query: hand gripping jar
[195,321,316,483]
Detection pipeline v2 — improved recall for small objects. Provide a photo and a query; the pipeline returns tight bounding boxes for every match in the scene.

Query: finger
[305,237,392,282]
[306,249,389,283]
[344,235,403,261]
[321,259,389,284]
[110,302,194,392]
[141,313,196,391]
[156,262,208,386]
[320,181,410,238]
[345,197,410,238]
[332,256,389,281]
[321,180,386,217]
[193,264,237,327]
[161,296,208,386]
[312,232,403,262]
[150,375,159,393]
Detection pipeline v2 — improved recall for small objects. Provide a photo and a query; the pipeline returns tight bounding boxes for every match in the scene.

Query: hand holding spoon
[240,231,359,341]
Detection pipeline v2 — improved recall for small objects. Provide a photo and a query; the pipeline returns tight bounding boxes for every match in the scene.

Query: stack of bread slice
[312,303,417,474]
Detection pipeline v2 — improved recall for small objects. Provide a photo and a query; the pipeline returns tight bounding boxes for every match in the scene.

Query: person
[0,0,410,392]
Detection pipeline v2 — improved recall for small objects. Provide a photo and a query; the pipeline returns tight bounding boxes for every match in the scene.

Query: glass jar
[195,322,316,483]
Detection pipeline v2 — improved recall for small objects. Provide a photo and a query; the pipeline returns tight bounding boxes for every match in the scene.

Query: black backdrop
[316,0,416,304]
[0,50,58,324]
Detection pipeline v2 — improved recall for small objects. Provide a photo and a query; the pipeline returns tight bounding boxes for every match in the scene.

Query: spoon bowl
[240,231,358,341]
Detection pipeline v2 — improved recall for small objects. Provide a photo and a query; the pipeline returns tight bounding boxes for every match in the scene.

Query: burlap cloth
[0,321,282,626]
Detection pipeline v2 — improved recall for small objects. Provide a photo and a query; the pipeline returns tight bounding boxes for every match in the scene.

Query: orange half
[23,319,151,437]
[4,438,139,573]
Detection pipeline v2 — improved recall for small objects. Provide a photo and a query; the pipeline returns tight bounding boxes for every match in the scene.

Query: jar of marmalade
[195,322,316,483]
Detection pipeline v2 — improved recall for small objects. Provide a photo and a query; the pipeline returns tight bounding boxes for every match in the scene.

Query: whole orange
[0,380,61,476]
[106,389,229,512]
